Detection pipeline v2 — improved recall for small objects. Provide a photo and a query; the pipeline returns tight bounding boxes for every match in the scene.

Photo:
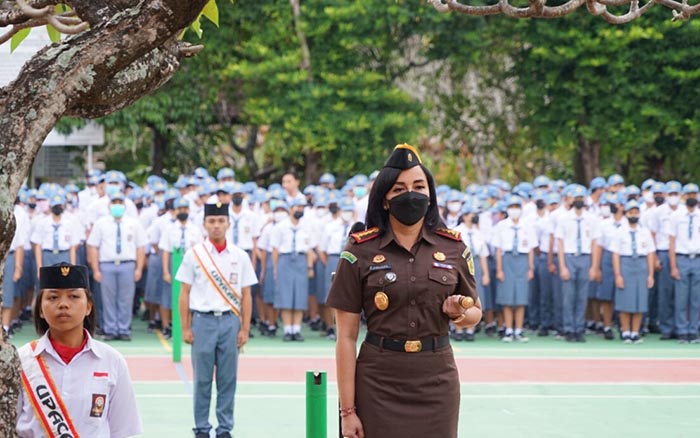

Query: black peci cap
[39,263,90,290]
[383,143,423,170]
[204,202,229,217]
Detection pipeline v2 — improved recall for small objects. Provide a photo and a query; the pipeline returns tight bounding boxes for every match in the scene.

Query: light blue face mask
[110,204,126,218]
[353,186,367,198]
[105,184,121,197]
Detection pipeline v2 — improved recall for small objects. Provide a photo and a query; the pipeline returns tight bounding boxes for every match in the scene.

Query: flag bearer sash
[191,243,242,318]
[19,340,80,438]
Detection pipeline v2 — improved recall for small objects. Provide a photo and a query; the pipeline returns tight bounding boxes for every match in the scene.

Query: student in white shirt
[611,201,656,344]
[493,195,536,343]
[16,263,142,438]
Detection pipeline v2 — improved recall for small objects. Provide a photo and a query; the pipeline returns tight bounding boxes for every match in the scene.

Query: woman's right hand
[341,413,365,438]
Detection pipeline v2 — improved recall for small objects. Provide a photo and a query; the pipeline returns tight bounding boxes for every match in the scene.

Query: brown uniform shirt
[327,225,478,339]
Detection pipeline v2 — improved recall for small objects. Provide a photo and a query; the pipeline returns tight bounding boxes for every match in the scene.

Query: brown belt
[365,332,450,353]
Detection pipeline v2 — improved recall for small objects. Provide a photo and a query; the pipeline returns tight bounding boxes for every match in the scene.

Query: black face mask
[51,205,63,216]
[535,200,546,210]
[135,202,144,210]
[28,203,36,209]
[470,215,480,225]
[654,196,665,206]
[232,196,244,206]
[388,191,430,226]
[572,200,585,210]
[610,205,619,214]
[687,198,698,208]
[329,205,340,215]
[293,211,304,220]
[627,216,640,224]
[176,212,189,222]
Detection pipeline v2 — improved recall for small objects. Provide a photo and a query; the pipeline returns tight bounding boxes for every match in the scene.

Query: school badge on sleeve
[374,291,389,310]
[90,393,107,418]
[467,255,475,276]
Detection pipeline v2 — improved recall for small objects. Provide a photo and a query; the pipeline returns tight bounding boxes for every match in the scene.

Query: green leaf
[11,28,31,53]
[191,17,203,38]
[202,0,219,27]
[46,23,61,43]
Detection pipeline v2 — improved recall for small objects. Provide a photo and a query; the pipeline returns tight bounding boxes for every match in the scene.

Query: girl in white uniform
[16,263,142,438]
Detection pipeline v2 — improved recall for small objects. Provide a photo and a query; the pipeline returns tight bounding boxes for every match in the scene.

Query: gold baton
[459,296,474,310]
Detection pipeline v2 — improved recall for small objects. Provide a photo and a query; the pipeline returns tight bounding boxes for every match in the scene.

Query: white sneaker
[501,334,513,343]
[514,334,529,343]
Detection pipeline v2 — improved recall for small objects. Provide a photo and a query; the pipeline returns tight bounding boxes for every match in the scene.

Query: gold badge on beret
[372,254,386,263]
[60,266,70,277]
[374,291,389,311]
[216,202,222,208]
[433,251,446,262]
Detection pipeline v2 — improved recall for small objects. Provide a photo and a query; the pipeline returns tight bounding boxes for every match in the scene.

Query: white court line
[133,380,700,386]
[135,394,700,400]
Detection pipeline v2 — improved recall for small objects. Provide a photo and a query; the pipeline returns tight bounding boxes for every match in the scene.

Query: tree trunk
[574,135,600,185]
[151,125,168,177]
[0,0,210,425]
[304,151,322,186]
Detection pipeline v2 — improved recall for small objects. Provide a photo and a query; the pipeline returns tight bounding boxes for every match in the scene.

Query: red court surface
[128,356,700,383]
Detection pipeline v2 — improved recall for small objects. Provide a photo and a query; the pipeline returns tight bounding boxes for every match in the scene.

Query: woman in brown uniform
[327,144,482,438]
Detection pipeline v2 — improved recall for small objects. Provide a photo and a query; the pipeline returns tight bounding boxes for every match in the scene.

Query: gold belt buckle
[404,340,422,353]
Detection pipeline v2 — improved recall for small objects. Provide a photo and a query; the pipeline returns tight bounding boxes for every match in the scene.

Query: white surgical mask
[315,207,328,217]
[667,195,680,207]
[447,202,462,213]
[273,211,288,222]
[600,205,611,217]
[507,207,522,219]
[341,211,354,222]
[642,191,654,204]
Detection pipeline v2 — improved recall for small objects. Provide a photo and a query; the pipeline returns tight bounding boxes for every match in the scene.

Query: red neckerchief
[210,239,227,254]
[49,330,89,364]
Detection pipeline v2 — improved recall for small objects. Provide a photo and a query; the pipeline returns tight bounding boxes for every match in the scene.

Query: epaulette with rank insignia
[435,227,461,241]
[350,227,380,244]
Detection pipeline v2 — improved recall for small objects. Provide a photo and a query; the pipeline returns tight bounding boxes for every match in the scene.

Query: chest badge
[90,393,107,418]
[385,272,397,283]
[433,251,446,262]
[373,254,386,263]
[374,291,389,310]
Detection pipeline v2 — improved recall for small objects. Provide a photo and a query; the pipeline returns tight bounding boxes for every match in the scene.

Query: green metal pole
[306,371,327,438]
[171,248,184,363]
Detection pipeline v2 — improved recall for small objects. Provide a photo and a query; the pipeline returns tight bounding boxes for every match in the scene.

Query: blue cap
[589,177,607,191]
[303,185,317,196]
[436,185,451,195]
[651,181,667,194]
[87,175,100,186]
[465,183,479,195]
[49,194,64,207]
[35,189,48,200]
[625,185,641,197]
[104,170,123,184]
[353,174,369,187]
[174,198,190,209]
[193,167,209,179]
[229,182,244,195]
[641,178,656,191]
[533,175,550,188]
[683,183,699,194]
[546,192,561,205]
[515,182,534,194]
[174,176,188,189]
[64,184,80,193]
[496,200,508,213]
[624,199,640,212]
[217,168,235,180]
[437,196,446,208]
[109,191,125,202]
[487,186,500,198]
[147,175,165,187]
[315,196,329,208]
[505,194,522,207]
[268,183,282,192]
[447,190,463,203]
[666,181,682,194]
[289,198,307,208]
[532,188,547,201]
[166,189,180,202]
[607,174,624,186]
[369,170,380,181]
[339,198,355,211]
[460,201,479,216]
[569,184,587,198]
[271,200,288,211]
[319,173,336,184]
[242,181,257,194]
[218,182,234,194]
[128,188,144,200]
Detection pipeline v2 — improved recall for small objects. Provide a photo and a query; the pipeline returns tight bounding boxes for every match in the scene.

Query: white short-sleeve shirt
[667,208,700,255]
[270,219,312,254]
[30,216,82,251]
[86,216,147,262]
[227,210,261,250]
[319,218,353,255]
[455,223,490,258]
[610,225,656,256]
[16,332,142,438]
[491,218,538,254]
[555,210,601,254]
[158,221,205,253]
[175,240,258,313]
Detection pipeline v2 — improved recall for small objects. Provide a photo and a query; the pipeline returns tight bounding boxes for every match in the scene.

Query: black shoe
[689,334,700,344]
[283,333,294,342]
[452,331,465,341]
[464,332,475,342]
[565,332,576,343]
[678,334,690,344]
[216,433,232,438]
[603,328,615,340]
[660,333,673,340]
[631,334,644,344]
[325,328,337,341]
[154,320,163,330]
[575,333,586,343]
[101,334,117,341]
[267,326,278,337]
[648,324,661,334]
[117,334,132,341]
[194,433,210,438]
[537,328,549,337]
[19,309,32,321]
[147,321,156,333]
[484,324,497,337]
[309,318,322,331]
[162,328,172,340]
[293,332,305,342]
